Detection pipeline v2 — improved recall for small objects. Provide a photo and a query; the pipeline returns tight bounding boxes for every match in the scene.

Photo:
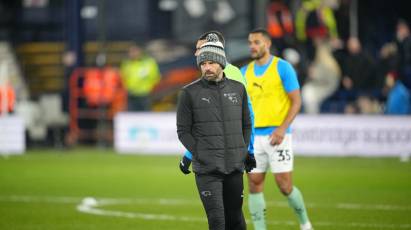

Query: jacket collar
[201,73,227,89]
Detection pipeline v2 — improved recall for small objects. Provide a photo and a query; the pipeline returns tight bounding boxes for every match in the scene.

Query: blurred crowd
[261,0,411,115]
[117,0,411,115]
[1,0,410,117]
[1,0,410,147]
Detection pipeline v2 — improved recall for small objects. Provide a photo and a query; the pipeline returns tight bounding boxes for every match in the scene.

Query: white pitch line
[1,195,411,229]
[1,195,411,211]
[0,195,80,203]
[76,197,411,229]
[336,203,411,211]
[265,200,411,211]
[77,200,206,222]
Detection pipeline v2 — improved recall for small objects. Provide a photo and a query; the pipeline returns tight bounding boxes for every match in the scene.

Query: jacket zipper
[217,81,228,173]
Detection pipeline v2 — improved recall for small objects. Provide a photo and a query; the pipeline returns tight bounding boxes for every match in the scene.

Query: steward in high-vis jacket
[176,33,255,230]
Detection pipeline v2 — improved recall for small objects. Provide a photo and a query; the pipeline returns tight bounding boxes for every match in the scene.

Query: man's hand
[179,156,192,174]
[245,154,256,173]
[269,127,286,146]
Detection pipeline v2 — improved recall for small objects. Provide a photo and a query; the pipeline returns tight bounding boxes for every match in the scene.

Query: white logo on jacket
[201,97,211,103]
[224,93,238,104]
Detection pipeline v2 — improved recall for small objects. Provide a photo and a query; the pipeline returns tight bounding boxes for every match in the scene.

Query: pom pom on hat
[196,33,227,68]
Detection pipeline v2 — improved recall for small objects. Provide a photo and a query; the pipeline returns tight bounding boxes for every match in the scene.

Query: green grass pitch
[0,148,410,230]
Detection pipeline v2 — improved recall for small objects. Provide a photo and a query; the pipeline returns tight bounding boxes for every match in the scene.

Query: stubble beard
[251,49,265,61]
[203,70,222,82]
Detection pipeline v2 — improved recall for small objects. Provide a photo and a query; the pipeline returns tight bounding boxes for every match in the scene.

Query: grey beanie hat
[196,33,227,68]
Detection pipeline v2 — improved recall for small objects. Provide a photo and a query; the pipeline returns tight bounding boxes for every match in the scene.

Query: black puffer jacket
[177,76,251,174]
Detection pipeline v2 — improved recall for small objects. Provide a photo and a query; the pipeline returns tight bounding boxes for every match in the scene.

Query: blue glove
[179,156,192,174]
[245,153,256,173]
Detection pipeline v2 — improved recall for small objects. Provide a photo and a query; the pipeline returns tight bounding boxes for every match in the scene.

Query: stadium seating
[15,41,134,97]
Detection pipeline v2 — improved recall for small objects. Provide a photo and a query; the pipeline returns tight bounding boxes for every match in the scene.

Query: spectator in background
[395,19,411,90]
[295,0,341,60]
[341,37,377,97]
[302,36,341,114]
[296,0,340,42]
[340,37,379,113]
[120,44,161,111]
[384,71,411,115]
[266,0,295,54]
[355,95,381,114]
[0,83,15,114]
[376,42,399,97]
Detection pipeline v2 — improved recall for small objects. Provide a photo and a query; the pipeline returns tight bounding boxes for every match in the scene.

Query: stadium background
[0,0,410,229]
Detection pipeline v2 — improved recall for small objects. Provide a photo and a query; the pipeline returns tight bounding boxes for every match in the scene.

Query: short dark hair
[250,28,271,40]
[198,30,225,46]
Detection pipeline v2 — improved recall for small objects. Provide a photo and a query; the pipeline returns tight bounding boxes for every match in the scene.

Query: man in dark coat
[176,33,256,230]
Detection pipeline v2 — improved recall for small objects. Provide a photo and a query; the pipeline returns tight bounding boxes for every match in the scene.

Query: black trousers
[195,171,246,230]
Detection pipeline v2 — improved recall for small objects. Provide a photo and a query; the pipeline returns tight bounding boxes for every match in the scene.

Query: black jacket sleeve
[176,89,196,154]
[242,87,252,148]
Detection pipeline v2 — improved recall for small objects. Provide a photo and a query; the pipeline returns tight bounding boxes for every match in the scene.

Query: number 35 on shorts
[277,149,291,162]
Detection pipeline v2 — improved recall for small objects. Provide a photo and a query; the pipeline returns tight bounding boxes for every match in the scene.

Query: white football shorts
[250,134,294,173]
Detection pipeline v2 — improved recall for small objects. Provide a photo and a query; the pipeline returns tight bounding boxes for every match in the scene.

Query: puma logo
[201,97,211,103]
[253,82,263,90]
